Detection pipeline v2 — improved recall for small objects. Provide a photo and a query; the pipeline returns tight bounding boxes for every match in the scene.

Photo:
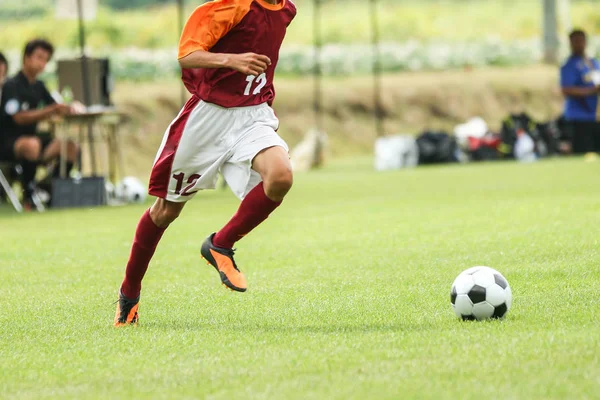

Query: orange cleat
[114,291,139,327]
[201,233,247,292]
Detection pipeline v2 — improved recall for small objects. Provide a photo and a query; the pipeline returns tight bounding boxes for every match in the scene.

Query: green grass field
[1,157,599,399]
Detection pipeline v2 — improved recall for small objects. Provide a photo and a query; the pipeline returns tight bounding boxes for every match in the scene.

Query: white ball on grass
[450,266,512,321]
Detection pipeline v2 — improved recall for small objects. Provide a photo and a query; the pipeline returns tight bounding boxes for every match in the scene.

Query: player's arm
[1,82,67,126]
[561,86,600,97]
[12,106,59,125]
[560,63,600,97]
[13,103,71,125]
[179,51,271,77]
[177,1,271,76]
[15,83,73,124]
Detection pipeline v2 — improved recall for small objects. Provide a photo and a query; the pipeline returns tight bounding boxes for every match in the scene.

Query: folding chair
[0,162,46,213]
[0,162,23,213]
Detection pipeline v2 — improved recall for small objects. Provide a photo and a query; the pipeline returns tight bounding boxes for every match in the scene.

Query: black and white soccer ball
[451,266,512,321]
[115,177,147,204]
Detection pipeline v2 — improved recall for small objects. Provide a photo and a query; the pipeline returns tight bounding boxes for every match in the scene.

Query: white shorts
[149,97,288,202]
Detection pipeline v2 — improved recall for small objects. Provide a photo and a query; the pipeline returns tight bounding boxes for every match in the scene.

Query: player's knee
[163,209,181,225]
[264,167,293,199]
[159,207,182,226]
[17,137,42,160]
[150,200,183,227]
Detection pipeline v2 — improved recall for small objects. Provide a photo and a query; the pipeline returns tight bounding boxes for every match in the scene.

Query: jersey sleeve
[178,0,251,59]
[1,81,22,119]
[560,62,578,88]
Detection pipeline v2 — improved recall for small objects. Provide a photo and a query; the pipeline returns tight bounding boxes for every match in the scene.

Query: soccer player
[114,0,297,326]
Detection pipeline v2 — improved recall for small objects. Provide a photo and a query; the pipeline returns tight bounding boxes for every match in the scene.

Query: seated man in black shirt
[0,39,78,206]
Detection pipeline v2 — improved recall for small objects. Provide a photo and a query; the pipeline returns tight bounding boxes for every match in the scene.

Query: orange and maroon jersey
[178,0,296,108]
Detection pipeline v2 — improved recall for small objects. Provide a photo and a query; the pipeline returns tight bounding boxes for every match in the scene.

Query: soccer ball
[451,266,512,321]
[115,177,147,204]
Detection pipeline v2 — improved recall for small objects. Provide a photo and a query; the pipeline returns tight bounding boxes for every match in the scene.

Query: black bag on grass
[416,131,458,164]
[500,112,563,158]
[500,113,538,158]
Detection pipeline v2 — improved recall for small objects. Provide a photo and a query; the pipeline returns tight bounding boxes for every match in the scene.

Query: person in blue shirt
[560,29,600,154]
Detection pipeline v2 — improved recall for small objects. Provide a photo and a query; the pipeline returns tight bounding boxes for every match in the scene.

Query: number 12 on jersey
[244,73,267,96]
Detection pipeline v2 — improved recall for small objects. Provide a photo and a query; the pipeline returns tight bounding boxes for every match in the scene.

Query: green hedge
[3,38,599,82]
[109,38,600,80]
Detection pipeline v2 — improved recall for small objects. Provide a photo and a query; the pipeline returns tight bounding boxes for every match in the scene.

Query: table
[50,108,127,183]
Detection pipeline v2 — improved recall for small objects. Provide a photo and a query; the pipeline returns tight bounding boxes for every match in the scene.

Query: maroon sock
[213,182,281,249]
[120,209,167,299]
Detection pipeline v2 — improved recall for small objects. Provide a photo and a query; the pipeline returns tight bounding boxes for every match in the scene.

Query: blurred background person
[0,52,8,96]
[560,29,600,154]
[0,39,77,208]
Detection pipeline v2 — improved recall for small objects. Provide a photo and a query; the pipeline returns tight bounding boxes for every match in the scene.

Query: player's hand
[229,53,272,76]
[53,103,73,116]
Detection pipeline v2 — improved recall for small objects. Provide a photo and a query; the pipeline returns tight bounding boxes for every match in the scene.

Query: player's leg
[202,145,292,292]
[250,145,294,200]
[201,103,291,292]
[572,121,595,154]
[115,97,226,325]
[215,145,292,246]
[114,198,185,326]
[13,136,42,205]
[594,122,600,154]
[41,137,79,176]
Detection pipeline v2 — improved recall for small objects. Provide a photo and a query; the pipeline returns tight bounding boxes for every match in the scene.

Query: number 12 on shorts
[244,73,267,96]
[172,173,200,196]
